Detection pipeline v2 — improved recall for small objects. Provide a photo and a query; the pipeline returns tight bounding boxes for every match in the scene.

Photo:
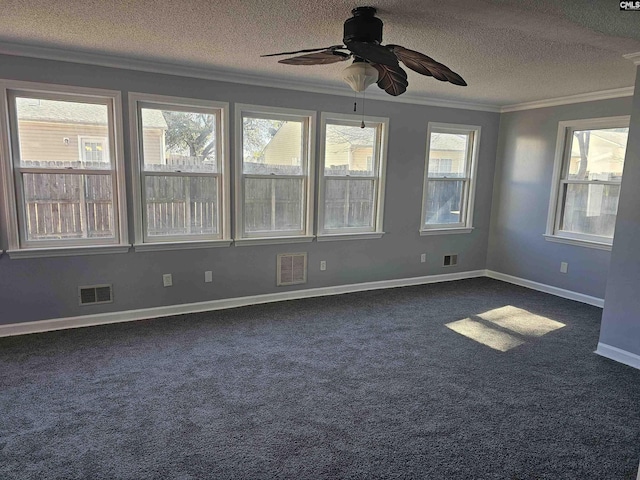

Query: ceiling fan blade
[345,41,399,68]
[278,50,351,65]
[388,45,467,86]
[261,45,345,57]
[371,63,408,96]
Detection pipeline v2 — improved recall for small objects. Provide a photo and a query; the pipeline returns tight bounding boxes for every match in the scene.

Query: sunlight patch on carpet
[447,306,566,351]
[478,306,565,337]
[446,319,525,352]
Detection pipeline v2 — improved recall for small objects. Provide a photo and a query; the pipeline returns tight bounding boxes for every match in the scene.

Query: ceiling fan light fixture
[342,61,378,92]
[262,7,467,97]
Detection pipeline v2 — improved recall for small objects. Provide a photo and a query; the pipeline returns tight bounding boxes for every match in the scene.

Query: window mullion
[143,171,218,178]
[344,177,351,226]
[563,179,620,186]
[18,167,113,175]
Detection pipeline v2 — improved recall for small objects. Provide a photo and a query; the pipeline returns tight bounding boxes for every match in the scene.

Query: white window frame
[0,81,129,258]
[420,122,481,236]
[317,112,388,241]
[129,93,231,251]
[78,136,109,163]
[544,116,630,251]
[234,104,315,246]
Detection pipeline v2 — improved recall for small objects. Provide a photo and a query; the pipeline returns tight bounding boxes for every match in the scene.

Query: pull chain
[361,89,367,128]
[353,89,357,112]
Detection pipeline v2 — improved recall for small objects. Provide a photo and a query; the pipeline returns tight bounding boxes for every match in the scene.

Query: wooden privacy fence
[23,173,113,240]
[144,175,218,236]
[145,200,217,236]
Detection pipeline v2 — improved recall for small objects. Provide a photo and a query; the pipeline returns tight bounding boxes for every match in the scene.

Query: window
[235,105,315,245]
[129,93,230,249]
[318,113,388,240]
[420,123,480,234]
[546,116,629,249]
[0,82,128,257]
[79,137,108,163]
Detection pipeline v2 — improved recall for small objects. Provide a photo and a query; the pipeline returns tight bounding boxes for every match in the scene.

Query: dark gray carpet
[1,278,639,479]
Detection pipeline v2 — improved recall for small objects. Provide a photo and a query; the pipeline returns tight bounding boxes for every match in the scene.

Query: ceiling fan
[261,6,467,97]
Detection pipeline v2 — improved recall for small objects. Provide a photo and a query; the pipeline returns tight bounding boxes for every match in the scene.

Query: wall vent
[443,254,458,267]
[79,284,113,305]
[277,253,307,286]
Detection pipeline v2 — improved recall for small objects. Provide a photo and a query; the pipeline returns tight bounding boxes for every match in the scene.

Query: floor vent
[277,253,307,286]
[443,254,458,267]
[79,284,113,305]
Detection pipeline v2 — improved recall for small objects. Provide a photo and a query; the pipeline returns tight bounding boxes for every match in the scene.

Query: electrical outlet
[162,273,173,287]
[560,262,568,274]
[420,253,426,263]
[205,271,213,283]
[320,260,327,271]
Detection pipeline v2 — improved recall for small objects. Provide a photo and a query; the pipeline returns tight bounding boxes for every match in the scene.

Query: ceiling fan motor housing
[343,7,383,44]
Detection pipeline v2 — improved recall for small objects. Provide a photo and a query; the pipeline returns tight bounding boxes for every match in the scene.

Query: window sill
[420,227,474,236]
[134,240,232,252]
[234,235,315,247]
[317,232,385,242]
[543,234,612,251]
[6,244,131,259]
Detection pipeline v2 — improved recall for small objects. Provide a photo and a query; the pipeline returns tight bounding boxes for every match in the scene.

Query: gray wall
[487,96,634,299]
[0,54,500,325]
[599,66,640,356]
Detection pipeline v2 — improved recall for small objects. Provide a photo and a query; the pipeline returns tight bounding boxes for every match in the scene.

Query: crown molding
[0,41,634,115]
[500,86,635,113]
[623,51,640,65]
[0,41,500,112]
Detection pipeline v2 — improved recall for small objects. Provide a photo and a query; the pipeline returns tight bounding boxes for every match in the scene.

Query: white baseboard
[595,343,640,370]
[485,270,604,308]
[0,270,485,338]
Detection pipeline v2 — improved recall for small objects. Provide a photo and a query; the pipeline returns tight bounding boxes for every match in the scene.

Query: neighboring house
[259,121,376,172]
[16,98,167,165]
[261,121,302,167]
[429,133,466,175]
[140,109,168,165]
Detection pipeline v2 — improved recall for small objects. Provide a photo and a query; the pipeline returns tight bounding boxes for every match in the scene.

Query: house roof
[16,98,167,128]
[431,133,467,151]
[589,131,628,148]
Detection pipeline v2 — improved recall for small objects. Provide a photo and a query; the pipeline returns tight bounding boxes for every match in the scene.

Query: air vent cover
[79,284,113,305]
[277,253,307,286]
[443,254,458,267]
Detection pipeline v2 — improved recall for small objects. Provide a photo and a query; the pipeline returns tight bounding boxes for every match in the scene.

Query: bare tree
[164,112,216,159]
[574,131,590,179]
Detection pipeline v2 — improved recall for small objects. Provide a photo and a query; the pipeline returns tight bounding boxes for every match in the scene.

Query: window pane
[324,179,375,229]
[16,97,110,170]
[144,176,219,237]
[567,128,628,181]
[140,108,218,174]
[428,132,468,178]
[244,178,303,232]
[22,173,114,240]
[324,124,376,176]
[560,183,620,237]
[242,117,303,175]
[425,180,464,225]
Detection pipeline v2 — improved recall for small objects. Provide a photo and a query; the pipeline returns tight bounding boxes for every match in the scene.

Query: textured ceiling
[0,0,639,107]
